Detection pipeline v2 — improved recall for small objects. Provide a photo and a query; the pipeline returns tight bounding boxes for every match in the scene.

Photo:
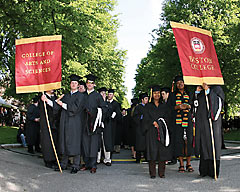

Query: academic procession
[9,21,224,181]
[1,0,240,191]
[20,73,224,179]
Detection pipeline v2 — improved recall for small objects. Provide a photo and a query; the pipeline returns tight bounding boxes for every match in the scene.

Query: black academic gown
[143,102,172,161]
[128,105,137,147]
[39,94,60,162]
[102,100,114,152]
[54,91,85,156]
[133,104,146,152]
[109,100,121,146]
[195,86,224,177]
[26,104,40,146]
[119,113,129,146]
[169,91,194,157]
[82,90,107,157]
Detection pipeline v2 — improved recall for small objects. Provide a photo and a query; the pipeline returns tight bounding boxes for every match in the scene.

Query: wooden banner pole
[42,92,62,173]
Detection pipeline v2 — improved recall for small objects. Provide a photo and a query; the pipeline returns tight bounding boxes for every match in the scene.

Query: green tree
[0,0,126,105]
[134,0,240,116]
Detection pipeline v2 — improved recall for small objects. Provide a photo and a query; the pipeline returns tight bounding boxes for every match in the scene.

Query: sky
[113,0,164,101]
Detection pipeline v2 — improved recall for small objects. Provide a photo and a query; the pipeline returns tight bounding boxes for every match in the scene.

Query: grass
[224,129,240,141]
[0,126,239,144]
[0,126,19,144]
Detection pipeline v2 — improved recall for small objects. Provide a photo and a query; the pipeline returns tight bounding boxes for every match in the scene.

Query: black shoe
[35,148,42,153]
[136,160,140,164]
[28,150,35,154]
[70,167,79,174]
[105,162,111,166]
[150,175,156,179]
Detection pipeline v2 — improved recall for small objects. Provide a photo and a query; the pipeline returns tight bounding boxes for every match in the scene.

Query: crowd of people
[19,74,225,179]
[0,107,26,127]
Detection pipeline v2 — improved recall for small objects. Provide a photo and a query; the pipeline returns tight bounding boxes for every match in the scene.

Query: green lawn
[0,126,19,144]
[224,129,240,141]
[0,126,239,144]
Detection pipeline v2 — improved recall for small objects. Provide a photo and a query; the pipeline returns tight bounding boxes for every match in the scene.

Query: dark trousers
[28,144,40,152]
[149,161,165,177]
[84,157,97,169]
[61,154,80,169]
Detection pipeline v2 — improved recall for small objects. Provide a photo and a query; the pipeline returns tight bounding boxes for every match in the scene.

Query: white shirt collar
[45,93,53,97]
[87,89,94,95]
[107,99,113,103]
[71,90,78,95]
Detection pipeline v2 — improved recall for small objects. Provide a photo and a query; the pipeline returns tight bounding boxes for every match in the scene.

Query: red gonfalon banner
[15,35,62,93]
[170,22,224,85]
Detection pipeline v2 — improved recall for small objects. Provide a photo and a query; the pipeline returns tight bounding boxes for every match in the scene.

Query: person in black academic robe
[106,89,121,154]
[194,84,224,178]
[79,80,86,93]
[26,96,41,154]
[168,76,194,173]
[128,98,139,158]
[161,87,177,165]
[81,74,107,173]
[114,103,123,152]
[143,85,172,179]
[40,90,60,168]
[52,74,86,174]
[119,108,129,148]
[133,92,149,163]
[97,87,113,165]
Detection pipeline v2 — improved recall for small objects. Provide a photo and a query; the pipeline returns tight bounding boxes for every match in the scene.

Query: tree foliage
[134,0,240,116]
[0,0,126,105]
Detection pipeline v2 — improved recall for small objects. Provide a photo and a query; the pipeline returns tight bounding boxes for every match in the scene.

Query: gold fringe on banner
[183,76,224,85]
[16,82,61,94]
[16,35,62,45]
[170,22,212,37]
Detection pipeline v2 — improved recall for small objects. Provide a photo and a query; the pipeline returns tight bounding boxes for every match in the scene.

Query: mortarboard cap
[139,92,148,100]
[131,98,139,105]
[161,87,171,93]
[108,89,115,94]
[174,75,184,83]
[69,74,81,82]
[85,74,98,82]
[97,87,107,93]
[79,80,86,86]
[33,96,39,103]
[150,85,161,92]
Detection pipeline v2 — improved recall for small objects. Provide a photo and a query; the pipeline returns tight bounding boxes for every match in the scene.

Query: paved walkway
[0,142,240,192]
